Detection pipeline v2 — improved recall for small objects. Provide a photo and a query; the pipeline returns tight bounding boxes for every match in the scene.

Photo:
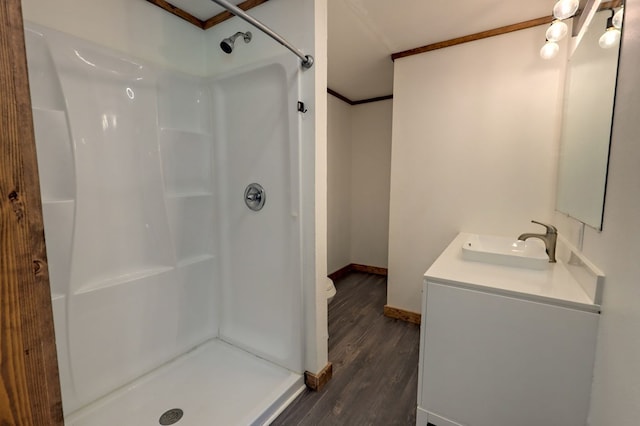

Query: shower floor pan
[66,339,304,426]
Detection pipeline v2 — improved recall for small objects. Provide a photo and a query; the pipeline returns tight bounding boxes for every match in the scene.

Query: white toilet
[326,277,337,303]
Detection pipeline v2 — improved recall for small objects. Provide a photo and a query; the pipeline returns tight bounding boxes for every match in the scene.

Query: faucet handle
[531,220,557,234]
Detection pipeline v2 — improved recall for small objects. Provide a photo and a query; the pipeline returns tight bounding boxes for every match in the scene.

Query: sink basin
[461,234,549,270]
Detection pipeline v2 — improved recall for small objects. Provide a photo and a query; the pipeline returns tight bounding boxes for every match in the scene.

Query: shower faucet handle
[246,192,261,202]
[244,183,266,211]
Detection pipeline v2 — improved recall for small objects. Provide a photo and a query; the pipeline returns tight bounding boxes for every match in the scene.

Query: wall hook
[297,101,307,113]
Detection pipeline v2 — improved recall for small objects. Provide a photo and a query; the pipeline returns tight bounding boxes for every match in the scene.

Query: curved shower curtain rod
[210,0,314,69]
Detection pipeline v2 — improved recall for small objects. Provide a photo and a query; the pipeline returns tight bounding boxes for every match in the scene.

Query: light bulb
[613,7,624,29]
[553,0,579,20]
[540,41,560,59]
[546,20,569,42]
[599,28,621,48]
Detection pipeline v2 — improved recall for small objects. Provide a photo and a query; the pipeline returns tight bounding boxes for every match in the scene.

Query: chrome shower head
[220,31,252,54]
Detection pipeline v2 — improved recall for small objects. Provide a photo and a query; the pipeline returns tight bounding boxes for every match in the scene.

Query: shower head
[220,31,252,54]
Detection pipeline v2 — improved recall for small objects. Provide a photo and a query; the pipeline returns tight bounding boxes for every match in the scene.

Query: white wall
[326,95,393,273]
[554,1,640,424]
[204,0,329,375]
[388,25,565,313]
[350,99,392,268]
[327,94,352,273]
[21,0,206,74]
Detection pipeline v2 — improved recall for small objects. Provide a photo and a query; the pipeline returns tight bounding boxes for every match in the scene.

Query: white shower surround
[26,22,306,424]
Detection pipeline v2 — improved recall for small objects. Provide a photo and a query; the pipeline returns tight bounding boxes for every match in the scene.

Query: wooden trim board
[350,264,388,276]
[304,362,333,391]
[327,87,354,105]
[0,1,63,423]
[391,15,555,61]
[145,0,205,29]
[352,94,393,105]
[327,88,393,106]
[328,264,353,281]
[384,305,421,325]
[203,0,270,30]
[328,264,389,281]
[145,0,270,30]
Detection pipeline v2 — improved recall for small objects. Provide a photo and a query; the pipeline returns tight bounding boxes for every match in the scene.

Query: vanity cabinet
[416,233,601,426]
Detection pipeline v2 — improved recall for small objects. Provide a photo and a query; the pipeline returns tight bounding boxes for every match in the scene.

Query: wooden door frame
[0,0,64,424]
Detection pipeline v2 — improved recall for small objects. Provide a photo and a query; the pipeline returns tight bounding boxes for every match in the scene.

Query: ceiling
[160,0,554,101]
[328,0,553,101]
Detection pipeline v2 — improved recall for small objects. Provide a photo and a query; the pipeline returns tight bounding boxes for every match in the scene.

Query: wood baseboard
[328,263,388,281]
[328,265,352,281]
[350,263,388,276]
[304,362,333,392]
[384,305,421,325]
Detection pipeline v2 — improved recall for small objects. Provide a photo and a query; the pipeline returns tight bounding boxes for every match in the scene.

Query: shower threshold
[65,339,304,426]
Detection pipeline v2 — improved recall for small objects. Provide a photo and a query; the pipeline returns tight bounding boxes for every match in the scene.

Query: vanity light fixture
[599,9,622,49]
[553,0,580,20]
[546,20,569,42]
[540,40,560,59]
[540,0,580,59]
[613,6,624,28]
[598,13,620,49]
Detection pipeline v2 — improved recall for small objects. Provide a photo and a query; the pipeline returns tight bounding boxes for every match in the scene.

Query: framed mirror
[555,3,623,229]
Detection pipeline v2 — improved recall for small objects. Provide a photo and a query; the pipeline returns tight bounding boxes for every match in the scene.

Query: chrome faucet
[517,220,557,263]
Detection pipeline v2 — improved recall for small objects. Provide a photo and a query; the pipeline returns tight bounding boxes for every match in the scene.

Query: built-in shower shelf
[177,254,215,268]
[32,106,67,114]
[74,265,175,295]
[42,199,75,205]
[166,191,213,199]
[51,292,65,301]
[159,127,212,137]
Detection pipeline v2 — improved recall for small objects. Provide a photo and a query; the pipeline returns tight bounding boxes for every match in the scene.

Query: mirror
[555,5,623,229]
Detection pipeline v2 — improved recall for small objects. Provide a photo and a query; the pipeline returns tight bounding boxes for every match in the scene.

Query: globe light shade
[599,28,621,49]
[546,20,569,42]
[613,7,624,29]
[540,41,560,59]
[553,0,579,20]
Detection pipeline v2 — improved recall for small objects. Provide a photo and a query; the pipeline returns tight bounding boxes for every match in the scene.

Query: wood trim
[327,88,393,106]
[0,1,63,424]
[145,0,205,29]
[203,0,271,30]
[145,0,270,30]
[350,264,388,276]
[328,263,389,281]
[601,0,623,9]
[327,88,354,105]
[352,94,393,105]
[383,305,421,325]
[304,362,333,392]
[391,15,555,61]
[328,264,352,281]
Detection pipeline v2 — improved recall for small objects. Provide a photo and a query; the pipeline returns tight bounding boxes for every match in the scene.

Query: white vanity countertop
[425,232,600,313]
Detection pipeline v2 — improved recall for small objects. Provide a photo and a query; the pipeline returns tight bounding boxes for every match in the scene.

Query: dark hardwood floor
[272,272,420,425]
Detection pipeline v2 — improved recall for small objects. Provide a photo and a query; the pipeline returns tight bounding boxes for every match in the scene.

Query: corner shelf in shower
[32,106,66,114]
[159,127,212,137]
[73,265,175,295]
[42,199,74,204]
[177,254,215,269]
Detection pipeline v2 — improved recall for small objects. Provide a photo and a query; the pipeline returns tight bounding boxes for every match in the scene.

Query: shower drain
[159,408,183,425]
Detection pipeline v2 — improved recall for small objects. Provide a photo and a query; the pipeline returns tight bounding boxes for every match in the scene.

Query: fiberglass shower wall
[26,24,218,414]
[211,58,303,373]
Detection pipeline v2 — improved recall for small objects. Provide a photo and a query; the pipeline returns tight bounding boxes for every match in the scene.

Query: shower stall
[23,1,319,421]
